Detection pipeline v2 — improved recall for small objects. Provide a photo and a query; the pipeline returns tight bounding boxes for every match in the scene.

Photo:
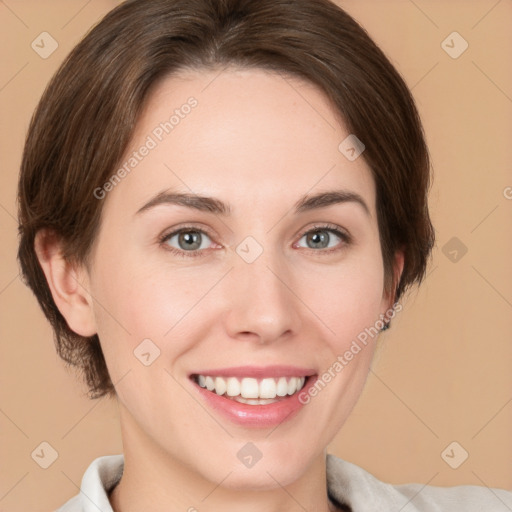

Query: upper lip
[190,365,317,379]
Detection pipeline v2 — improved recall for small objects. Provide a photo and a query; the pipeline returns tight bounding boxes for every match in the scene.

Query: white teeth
[233,396,280,405]
[287,377,298,395]
[260,378,277,399]
[205,376,215,391]
[226,377,240,397]
[276,377,288,396]
[214,376,227,396]
[195,375,307,400]
[241,378,259,398]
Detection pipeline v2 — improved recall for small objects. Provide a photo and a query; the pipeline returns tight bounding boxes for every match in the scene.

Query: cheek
[91,247,221,362]
[297,247,385,350]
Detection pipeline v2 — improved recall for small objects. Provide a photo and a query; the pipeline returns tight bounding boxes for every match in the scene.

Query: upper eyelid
[160,222,215,239]
[306,223,349,236]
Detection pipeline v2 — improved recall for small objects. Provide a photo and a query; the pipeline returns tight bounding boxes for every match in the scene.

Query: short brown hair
[17,0,435,400]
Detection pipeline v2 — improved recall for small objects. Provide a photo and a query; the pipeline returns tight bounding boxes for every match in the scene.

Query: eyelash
[158,223,352,259]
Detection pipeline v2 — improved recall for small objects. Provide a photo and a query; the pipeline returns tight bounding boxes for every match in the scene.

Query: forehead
[102,67,376,217]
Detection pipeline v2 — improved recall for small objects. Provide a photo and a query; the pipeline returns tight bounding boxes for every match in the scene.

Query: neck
[109,403,338,512]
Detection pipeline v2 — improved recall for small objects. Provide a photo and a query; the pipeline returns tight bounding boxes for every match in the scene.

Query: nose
[222,246,302,345]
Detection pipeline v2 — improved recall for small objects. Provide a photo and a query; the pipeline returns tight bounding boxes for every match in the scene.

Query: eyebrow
[135,188,371,218]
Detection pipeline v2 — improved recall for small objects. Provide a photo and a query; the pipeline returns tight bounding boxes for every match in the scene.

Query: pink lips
[189,365,318,428]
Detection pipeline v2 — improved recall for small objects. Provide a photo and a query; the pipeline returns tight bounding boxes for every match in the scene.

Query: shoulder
[326,453,512,511]
[55,454,124,512]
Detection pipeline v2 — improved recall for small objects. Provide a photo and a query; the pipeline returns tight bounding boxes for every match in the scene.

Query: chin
[216,465,304,492]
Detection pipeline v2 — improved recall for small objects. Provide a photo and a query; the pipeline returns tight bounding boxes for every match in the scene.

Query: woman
[16,0,512,510]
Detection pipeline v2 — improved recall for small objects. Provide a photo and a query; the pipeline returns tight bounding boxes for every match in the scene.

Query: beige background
[0,0,511,510]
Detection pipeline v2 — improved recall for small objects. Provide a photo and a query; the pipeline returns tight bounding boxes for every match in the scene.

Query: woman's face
[83,67,401,489]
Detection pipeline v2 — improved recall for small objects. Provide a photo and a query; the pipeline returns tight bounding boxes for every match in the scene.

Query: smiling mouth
[190,374,310,405]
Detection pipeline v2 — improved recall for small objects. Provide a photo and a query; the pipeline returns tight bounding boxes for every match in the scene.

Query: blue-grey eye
[165,230,212,251]
[297,229,342,249]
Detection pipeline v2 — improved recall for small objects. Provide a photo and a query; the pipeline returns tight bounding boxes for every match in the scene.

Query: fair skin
[36,67,403,512]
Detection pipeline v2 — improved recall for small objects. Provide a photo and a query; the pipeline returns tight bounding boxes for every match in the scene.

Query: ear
[34,229,97,337]
[383,247,405,309]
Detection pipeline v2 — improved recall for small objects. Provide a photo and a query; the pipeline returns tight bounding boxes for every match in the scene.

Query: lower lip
[191,376,318,428]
